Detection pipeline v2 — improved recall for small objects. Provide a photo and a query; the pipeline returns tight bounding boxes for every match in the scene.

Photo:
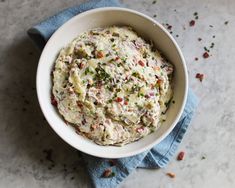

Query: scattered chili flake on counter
[189,20,195,26]
[166,172,176,178]
[224,21,229,25]
[195,57,199,61]
[209,25,213,28]
[201,156,206,160]
[102,168,115,178]
[203,52,209,59]
[177,151,185,161]
[152,0,157,4]
[153,14,157,18]
[198,38,202,41]
[196,73,204,82]
[167,25,172,30]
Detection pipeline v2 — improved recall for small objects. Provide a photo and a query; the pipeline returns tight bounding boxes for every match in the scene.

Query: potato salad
[52,26,173,146]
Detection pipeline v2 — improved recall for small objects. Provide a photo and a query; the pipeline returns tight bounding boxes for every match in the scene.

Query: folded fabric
[27,0,199,188]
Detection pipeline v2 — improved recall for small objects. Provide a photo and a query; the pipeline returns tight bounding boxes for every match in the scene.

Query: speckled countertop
[0,0,235,187]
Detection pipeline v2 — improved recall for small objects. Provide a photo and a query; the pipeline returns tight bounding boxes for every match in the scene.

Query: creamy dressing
[52,26,174,146]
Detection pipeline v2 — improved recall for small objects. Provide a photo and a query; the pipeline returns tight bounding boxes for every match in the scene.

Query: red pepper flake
[177,151,185,161]
[124,101,128,105]
[116,97,123,103]
[195,57,198,61]
[196,73,204,82]
[203,52,209,59]
[96,51,104,58]
[166,172,176,178]
[189,20,195,26]
[102,168,115,178]
[51,95,57,107]
[198,38,202,41]
[138,60,145,67]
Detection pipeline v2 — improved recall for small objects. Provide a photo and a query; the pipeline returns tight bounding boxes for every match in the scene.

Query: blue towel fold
[27,1,198,187]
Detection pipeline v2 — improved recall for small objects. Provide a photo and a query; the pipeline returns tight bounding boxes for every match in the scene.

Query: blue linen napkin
[28,0,199,187]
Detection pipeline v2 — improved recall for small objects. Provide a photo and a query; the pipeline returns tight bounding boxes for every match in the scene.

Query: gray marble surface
[0,0,235,187]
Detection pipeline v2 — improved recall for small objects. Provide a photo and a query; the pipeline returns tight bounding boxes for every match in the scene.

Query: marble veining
[0,0,235,187]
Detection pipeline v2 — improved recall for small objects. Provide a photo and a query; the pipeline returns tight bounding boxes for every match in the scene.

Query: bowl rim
[36,7,188,158]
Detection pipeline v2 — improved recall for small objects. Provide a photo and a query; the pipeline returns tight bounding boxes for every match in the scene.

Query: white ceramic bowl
[37,7,188,158]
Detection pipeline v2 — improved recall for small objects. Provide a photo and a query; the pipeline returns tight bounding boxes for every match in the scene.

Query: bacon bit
[78,63,85,69]
[115,56,120,61]
[166,172,175,178]
[124,101,128,105]
[116,97,123,103]
[102,168,115,178]
[76,101,83,108]
[196,73,204,82]
[203,52,209,58]
[136,127,144,133]
[154,66,160,71]
[195,57,198,61]
[91,124,98,130]
[157,79,162,85]
[96,51,104,58]
[189,20,195,26]
[51,95,57,107]
[177,151,185,161]
[138,60,145,67]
